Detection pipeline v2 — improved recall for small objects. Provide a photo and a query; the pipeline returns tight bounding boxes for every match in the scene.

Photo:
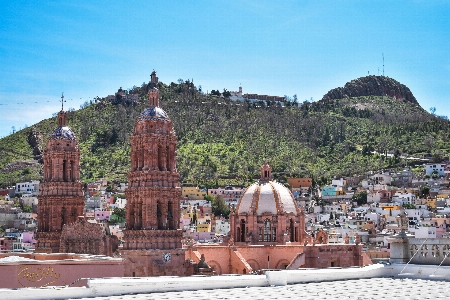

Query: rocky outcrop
[27,127,43,163]
[0,160,40,173]
[321,76,418,105]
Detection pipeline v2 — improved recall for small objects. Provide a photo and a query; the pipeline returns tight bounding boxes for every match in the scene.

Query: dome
[49,126,76,141]
[137,106,170,122]
[237,180,298,216]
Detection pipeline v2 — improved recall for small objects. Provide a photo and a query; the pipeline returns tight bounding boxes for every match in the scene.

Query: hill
[0,76,449,188]
[321,75,418,105]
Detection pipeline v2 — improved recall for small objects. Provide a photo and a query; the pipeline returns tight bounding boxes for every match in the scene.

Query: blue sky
[1,1,449,137]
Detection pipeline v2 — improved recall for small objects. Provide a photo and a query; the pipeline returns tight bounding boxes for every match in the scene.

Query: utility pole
[382,53,385,76]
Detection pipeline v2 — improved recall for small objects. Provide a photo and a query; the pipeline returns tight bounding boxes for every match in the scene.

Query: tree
[430,107,436,115]
[23,205,32,213]
[212,195,230,218]
[211,90,221,96]
[420,186,430,197]
[204,194,214,202]
[352,191,367,205]
[192,209,197,226]
[222,89,231,98]
[106,184,114,192]
[113,207,126,221]
[403,203,416,209]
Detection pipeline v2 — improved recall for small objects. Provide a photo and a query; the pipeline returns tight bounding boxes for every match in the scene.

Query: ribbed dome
[137,106,170,122]
[237,180,298,216]
[49,126,76,141]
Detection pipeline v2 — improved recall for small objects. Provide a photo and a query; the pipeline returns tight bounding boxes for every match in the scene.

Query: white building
[392,192,416,205]
[369,173,392,185]
[425,163,446,176]
[113,197,127,209]
[229,86,244,101]
[331,178,346,187]
[212,219,230,235]
[15,181,39,195]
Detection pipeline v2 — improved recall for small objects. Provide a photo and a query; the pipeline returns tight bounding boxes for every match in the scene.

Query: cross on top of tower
[61,92,66,111]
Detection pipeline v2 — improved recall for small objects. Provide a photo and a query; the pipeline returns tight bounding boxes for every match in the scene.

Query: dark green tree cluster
[211,195,230,218]
[352,191,368,206]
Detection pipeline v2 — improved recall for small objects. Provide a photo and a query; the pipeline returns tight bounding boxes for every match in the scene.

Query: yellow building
[427,198,437,209]
[182,186,207,200]
[196,223,211,232]
[287,178,312,189]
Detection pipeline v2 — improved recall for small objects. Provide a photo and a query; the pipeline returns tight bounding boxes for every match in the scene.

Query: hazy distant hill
[0,76,448,188]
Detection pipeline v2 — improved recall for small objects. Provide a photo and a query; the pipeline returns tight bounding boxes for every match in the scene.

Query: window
[264,219,271,242]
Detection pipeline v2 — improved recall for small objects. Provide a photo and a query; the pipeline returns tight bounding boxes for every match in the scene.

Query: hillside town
[2,161,450,263]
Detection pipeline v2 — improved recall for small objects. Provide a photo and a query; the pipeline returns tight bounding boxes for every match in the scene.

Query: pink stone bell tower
[36,96,85,253]
[121,71,187,277]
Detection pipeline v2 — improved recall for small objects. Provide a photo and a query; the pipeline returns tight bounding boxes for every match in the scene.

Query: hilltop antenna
[382,53,385,76]
[60,92,66,111]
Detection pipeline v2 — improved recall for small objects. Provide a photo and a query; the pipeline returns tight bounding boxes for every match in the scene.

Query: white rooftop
[3,264,450,299]
[79,278,450,300]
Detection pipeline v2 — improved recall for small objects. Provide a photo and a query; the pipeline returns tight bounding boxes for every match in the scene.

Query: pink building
[94,210,111,222]
[208,186,244,203]
[21,232,36,249]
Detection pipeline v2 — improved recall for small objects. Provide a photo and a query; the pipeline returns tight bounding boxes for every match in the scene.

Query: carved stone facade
[121,71,187,276]
[60,217,118,257]
[36,110,85,253]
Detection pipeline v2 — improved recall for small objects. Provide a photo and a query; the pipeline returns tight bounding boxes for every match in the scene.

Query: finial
[61,92,66,111]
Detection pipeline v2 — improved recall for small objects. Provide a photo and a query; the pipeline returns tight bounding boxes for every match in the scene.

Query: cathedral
[35,71,368,277]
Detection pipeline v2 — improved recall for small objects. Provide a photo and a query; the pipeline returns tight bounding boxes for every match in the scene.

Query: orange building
[287,178,313,189]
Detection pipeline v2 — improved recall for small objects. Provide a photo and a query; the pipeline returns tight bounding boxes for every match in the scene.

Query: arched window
[264,219,271,242]
[157,202,163,229]
[236,227,241,242]
[290,219,295,242]
[168,202,174,229]
[240,219,246,242]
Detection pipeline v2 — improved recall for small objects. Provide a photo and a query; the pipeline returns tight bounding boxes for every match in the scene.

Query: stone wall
[120,248,191,277]
[408,238,450,265]
[187,244,365,275]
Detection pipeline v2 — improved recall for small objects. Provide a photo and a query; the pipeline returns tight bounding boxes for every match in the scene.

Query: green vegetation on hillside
[0,78,449,188]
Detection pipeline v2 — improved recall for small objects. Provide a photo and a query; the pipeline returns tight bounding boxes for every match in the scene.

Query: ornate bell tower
[122,71,186,276]
[36,96,85,253]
